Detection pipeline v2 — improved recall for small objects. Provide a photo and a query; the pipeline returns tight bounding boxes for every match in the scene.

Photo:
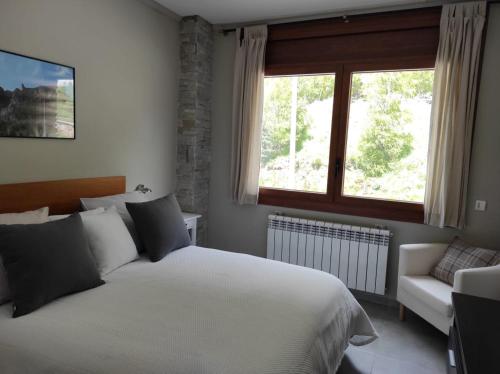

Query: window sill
[258,191,424,224]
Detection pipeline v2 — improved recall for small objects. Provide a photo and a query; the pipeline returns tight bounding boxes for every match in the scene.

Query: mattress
[0,246,377,374]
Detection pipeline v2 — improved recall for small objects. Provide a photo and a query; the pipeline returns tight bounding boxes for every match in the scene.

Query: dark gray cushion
[126,194,190,262]
[0,214,104,317]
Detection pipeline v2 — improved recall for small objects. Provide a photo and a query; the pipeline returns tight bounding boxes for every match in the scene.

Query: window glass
[342,70,434,203]
[259,74,335,193]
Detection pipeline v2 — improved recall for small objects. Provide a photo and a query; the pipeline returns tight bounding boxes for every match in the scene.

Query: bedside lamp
[134,184,152,194]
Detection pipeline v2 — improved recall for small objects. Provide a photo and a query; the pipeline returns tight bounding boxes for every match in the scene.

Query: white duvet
[0,246,376,374]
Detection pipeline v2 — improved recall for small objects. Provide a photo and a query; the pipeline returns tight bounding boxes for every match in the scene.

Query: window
[258,7,441,222]
[343,70,434,203]
[260,74,335,193]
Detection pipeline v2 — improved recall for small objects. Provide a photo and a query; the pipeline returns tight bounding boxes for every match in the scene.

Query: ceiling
[153,0,432,24]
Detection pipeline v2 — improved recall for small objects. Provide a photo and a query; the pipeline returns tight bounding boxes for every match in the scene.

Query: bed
[0,177,377,374]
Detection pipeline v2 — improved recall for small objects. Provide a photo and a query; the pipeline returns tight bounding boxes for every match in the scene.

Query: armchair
[397,243,500,335]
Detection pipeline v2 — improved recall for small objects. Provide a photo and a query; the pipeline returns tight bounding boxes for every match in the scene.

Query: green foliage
[379,70,434,101]
[56,86,74,123]
[311,158,323,170]
[352,71,433,178]
[350,74,365,101]
[261,75,335,164]
[298,75,335,103]
[354,115,413,178]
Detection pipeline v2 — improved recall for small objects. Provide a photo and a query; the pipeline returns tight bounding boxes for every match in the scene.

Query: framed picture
[0,49,75,139]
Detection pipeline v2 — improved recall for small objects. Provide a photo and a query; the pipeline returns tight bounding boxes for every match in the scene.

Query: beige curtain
[424,2,486,229]
[230,25,267,205]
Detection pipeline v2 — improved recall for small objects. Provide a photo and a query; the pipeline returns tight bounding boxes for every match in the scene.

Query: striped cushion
[430,238,500,285]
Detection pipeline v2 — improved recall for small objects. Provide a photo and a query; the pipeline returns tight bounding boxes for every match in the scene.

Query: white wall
[0,0,180,196]
[208,4,500,300]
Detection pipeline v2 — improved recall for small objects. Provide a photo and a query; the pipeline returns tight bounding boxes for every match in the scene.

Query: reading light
[134,184,152,194]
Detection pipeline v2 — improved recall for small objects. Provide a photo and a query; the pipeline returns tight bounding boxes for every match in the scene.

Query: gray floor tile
[337,346,374,374]
[337,301,447,374]
[371,354,442,374]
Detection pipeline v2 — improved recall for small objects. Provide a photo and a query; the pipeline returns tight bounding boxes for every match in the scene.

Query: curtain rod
[219,2,440,34]
[219,0,498,35]
[222,13,354,34]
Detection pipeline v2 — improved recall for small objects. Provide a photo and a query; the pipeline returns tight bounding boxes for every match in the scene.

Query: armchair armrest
[454,265,500,301]
[398,243,448,276]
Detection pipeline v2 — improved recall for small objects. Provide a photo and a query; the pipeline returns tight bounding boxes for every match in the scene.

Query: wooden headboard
[0,176,126,215]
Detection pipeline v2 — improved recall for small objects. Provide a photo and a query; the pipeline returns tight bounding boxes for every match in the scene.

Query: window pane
[343,70,434,203]
[259,75,335,193]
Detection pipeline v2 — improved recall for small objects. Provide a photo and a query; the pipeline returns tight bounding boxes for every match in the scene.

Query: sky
[0,50,73,91]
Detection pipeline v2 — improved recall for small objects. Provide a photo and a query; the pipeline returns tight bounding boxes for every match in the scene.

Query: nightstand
[182,212,201,245]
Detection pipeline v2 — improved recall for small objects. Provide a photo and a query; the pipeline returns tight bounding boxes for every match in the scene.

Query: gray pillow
[0,214,104,317]
[126,194,190,262]
[0,258,8,306]
[81,192,147,251]
[431,237,500,285]
[0,207,50,306]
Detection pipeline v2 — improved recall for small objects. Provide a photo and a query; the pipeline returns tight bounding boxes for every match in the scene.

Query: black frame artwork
[0,49,75,140]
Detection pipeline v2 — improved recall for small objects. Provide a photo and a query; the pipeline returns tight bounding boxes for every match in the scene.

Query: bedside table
[182,212,201,245]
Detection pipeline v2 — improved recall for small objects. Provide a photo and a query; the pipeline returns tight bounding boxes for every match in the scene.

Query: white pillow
[80,206,138,276]
[48,214,70,221]
[0,207,50,305]
[0,207,49,225]
[48,207,105,221]
[80,192,148,251]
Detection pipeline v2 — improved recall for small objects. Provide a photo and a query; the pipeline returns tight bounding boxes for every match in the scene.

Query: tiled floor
[338,301,448,374]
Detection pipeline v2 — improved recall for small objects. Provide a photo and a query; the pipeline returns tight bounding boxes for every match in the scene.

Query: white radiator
[267,215,390,295]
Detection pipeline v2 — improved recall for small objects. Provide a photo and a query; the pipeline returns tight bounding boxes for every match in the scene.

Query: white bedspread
[0,246,376,374]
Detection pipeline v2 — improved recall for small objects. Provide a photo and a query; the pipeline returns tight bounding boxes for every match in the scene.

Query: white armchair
[397,243,500,335]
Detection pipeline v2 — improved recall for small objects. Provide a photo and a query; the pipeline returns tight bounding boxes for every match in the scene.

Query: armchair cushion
[454,265,500,301]
[430,238,500,285]
[398,243,448,276]
[399,275,453,317]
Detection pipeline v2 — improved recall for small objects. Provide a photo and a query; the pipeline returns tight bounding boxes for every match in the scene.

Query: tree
[261,75,335,165]
[352,71,433,178]
[354,105,413,178]
[350,74,365,101]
